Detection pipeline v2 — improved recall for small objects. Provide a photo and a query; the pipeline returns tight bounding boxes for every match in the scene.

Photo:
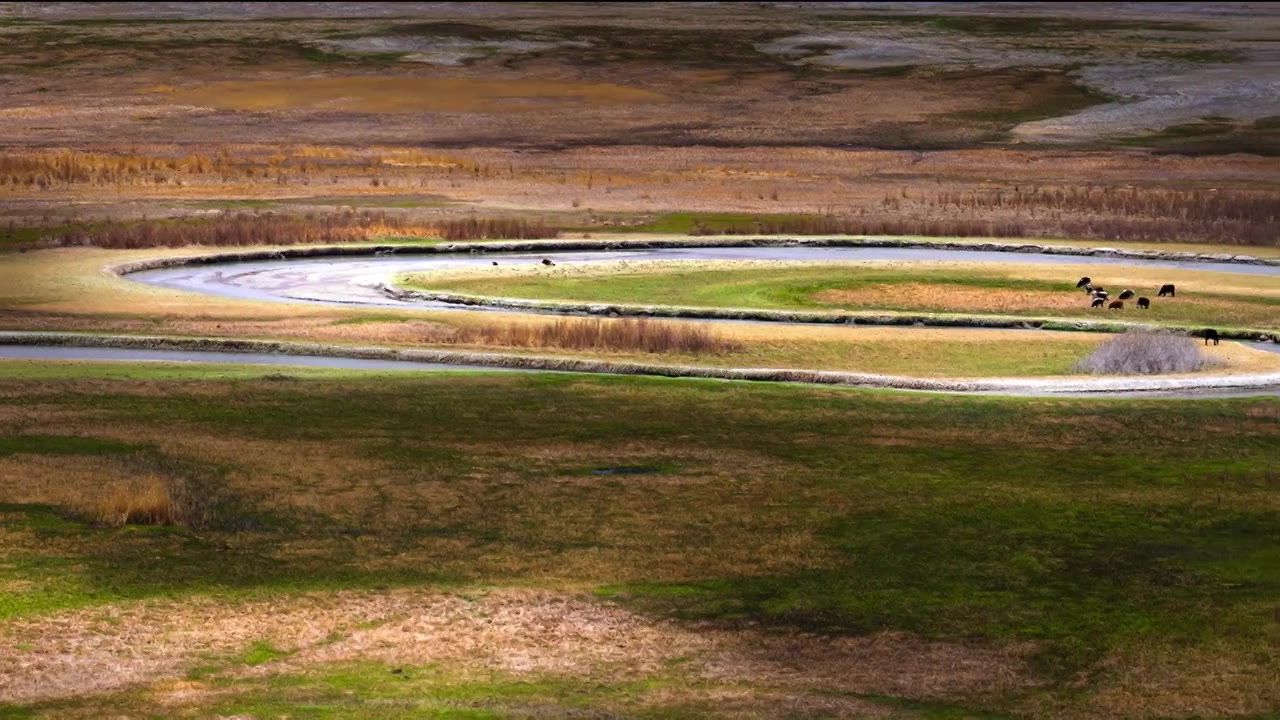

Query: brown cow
[1108,300,1124,309]
[1136,297,1150,309]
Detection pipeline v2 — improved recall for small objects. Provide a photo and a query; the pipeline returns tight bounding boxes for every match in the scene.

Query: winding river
[5,242,1280,398]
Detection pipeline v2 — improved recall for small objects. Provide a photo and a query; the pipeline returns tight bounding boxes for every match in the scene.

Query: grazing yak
[1076,277,1092,290]
[1092,289,1109,300]
[1091,297,1105,308]
[1202,328,1220,346]
[541,258,555,267]
[1159,284,1176,297]
[1108,300,1124,310]
[1118,289,1135,300]
[1137,297,1150,309]
[492,261,499,266]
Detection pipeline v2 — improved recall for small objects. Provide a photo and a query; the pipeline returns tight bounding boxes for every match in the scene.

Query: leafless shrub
[1073,329,1223,375]
[39,211,418,249]
[692,216,1028,238]
[33,212,560,249]
[931,186,1279,246]
[455,317,741,354]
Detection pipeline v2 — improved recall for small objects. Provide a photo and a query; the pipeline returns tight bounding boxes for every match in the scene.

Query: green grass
[0,369,1275,660]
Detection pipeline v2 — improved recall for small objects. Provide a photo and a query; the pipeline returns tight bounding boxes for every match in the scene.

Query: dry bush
[689,186,1277,246]
[930,186,1279,246]
[39,210,419,249]
[456,317,741,354]
[692,216,1029,238]
[1073,329,1222,375]
[34,212,559,249]
[435,217,561,241]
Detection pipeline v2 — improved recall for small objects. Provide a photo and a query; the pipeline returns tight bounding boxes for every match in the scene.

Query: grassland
[406,259,1280,331]
[2,3,1279,716]
[0,365,1277,717]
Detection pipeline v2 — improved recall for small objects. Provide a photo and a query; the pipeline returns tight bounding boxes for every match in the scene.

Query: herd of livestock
[1074,276,1176,311]
[1074,276,1220,345]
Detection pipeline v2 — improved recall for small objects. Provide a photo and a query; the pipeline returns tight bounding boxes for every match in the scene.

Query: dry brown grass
[815,284,1086,313]
[39,211,423,249]
[92,473,177,527]
[435,217,560,241]
[686,185,1280,246]
[28,214,564,249]
[456,316,743,355]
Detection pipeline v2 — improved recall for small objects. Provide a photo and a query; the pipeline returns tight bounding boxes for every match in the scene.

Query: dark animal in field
[1091,297,1105,308]
[541,258,555,266]
[1108,300,1124,309]
[1118,289,1135,300]
[1076,277,1092,289]
[1092,289,1109,300]
[1159,284,1176,297]
[1203,328,1220,345]
[1137,297,1150,309]
[492,261,499,266]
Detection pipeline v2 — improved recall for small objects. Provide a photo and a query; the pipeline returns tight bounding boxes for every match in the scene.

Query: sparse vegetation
[1072,328,1223,375]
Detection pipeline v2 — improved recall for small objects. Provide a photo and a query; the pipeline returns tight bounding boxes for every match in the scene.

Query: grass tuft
[456,317,741,355]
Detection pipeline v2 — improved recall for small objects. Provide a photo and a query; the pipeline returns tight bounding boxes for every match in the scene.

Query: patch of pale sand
[0,589,1037,706]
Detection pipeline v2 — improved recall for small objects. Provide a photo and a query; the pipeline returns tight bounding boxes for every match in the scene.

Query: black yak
[1158,284,1176,297]
[1108,300,1124,309]
[1137,297,1150,309]
[1091,297,1105,308]
[1076,277,1092,289]
[1118,289,1135,300]
[1203,328,1220,346]
[492,261,499,266]
[541,258,555,267]
[1092,289,1109,300]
